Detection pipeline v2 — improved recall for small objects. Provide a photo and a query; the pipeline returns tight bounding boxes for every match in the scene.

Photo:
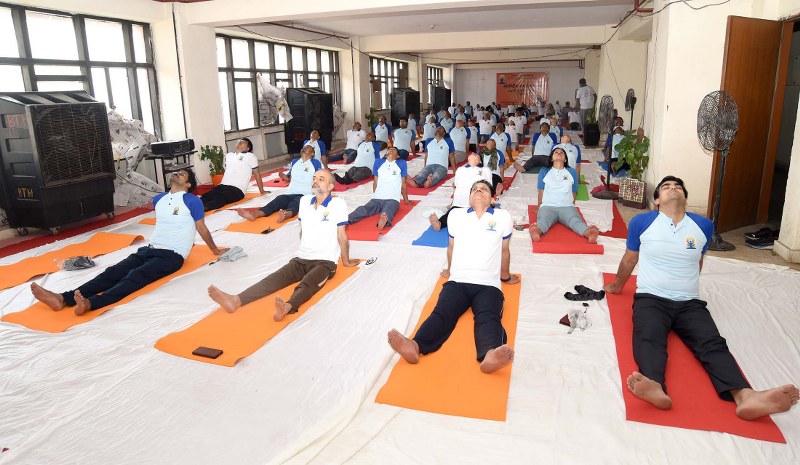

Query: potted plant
[200,145,225,186]
[582,106,601,147]
[614,128,650,209]
[364,107,378,127]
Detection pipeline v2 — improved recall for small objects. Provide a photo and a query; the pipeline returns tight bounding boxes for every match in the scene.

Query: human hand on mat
[403,199,412,205]
[440,269,450,279]
[604,281,623,295]
[501,274,521,285]
[279,172,290,182]
[212,247,229,255]
[342,258,360,267]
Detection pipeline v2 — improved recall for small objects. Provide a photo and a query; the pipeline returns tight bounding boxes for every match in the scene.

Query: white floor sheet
[1,138,798,464]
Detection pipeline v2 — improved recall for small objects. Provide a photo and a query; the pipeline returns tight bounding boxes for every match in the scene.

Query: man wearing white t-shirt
[449,119,469,164]
[490,122,513,163]
[340,122,367,163]
[478,113,493,143]
[575,78,596,130]
[407,113,418,133]
[200,138,266,211]
[509,110,527,146]
[392,119,416,160]
[372,116,393,146]
[428,152,491,232]
[388,178,520,373]
[335,132,381,185]
[409,127,456,188]
[439,111,455,133]
[348,147,411,230]
[209,169,359,321]
[303,129,328,167]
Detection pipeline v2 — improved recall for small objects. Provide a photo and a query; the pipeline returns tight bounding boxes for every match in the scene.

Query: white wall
[596,25,648,130]
[455,64,585,107]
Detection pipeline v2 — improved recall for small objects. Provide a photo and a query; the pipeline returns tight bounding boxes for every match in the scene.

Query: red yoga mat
[334,176,373,192]
[346,200,419,241]
[600,201,629,239]
[263,177,289,188]
[527,205,604,254]
[603,273,785,443]
[407,173,454,195]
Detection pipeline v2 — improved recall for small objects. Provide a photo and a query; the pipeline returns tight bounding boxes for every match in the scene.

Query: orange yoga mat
[375,276,522,421]
[2,246,217,333]
[139,192,262,225]
[0,232,143,291]
[527,205,604,254]
[346,200,419,241]
[224,212,296,234]
[154,259,361,366]
[603,273,785,443]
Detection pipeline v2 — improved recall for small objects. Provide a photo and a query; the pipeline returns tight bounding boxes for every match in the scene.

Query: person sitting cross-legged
[339,122,367,164]
[209,169,359,321]
[514,122,558,172]
[200,137,266,211]
[407,126,456,189]
[335,132,381,185]
[388,179,521,373]
[348,147,411,230]
[604,175,799,419]
[238,145,321,223]
[528,147,599,244]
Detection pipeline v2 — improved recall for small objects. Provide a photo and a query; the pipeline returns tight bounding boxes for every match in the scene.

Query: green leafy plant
[585,106,597,124]
[364,107,378,126]
[200,145,225,176]
[614,130,650,181]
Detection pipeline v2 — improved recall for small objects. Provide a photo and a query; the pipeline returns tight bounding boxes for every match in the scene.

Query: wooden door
[710,16,782,231]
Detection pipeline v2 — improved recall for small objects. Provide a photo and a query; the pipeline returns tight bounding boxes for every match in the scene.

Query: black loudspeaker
[0,91,115,232]
[433,87,451,112]
[284,88,333,154]
[583,122,601,147]
[390,88,420,127]
[151,139,195,155]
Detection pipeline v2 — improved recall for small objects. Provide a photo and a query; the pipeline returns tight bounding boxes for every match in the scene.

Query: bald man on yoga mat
[208,169,359,321]
[388,179,520,374]
[605,175,799,420]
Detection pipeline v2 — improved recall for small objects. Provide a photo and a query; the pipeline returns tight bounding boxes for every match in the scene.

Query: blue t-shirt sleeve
[570,167,579,193]
[372,124,378,133]
[398,159,408,177]
[532,133,540,145]
[549,133,558,144]
[498,151,506,166]
[626,211,659,251]
[153,192,166,208]
[373,157,385,173]
[386,123,392,133]
[576,145,582,163]
[505,133,512,146]
[687,213,715,254]
[319,140,327,155]
[372,142,381,156]
[310,159,323,171]
[537,168,548,190]
[446,138,455,152]
[424,138,434,150]
[183,194,205,221]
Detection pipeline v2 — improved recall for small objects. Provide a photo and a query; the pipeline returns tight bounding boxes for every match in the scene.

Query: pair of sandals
[564,284,605,301]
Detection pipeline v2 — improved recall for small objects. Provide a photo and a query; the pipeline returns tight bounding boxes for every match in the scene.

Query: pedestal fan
[592,95,617,200]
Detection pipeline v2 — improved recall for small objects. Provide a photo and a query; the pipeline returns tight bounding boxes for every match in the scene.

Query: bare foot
[529,223,542,242]
[734,385,800,420]
[238,209,257,221]
[273,296,292,321]
[31,283,66,311]
[627,371,672,409]
[387,329,420,363]
[208,285,241,313]
[277,209,292,222]
[513,162,526,173]
[585,225,599,244]
[423,174,434,188]
[73,290,92,316]
[377,212,389,230]
[480,344,514,373]
[407,178,418,188]
[429,213,442,232]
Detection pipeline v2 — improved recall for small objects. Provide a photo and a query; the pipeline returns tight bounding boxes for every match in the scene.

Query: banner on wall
[496,72,549,108]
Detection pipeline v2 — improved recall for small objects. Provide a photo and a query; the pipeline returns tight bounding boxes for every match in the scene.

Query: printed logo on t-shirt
[238,155,244,161]
[321,210,329,221]
[172,206,180,215]
[685,236,696,249]
[487,221,496,232]
[304,166,309,172]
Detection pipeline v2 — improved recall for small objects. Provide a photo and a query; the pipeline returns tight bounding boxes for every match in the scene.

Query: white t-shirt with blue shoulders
[424,137,455,168]
[353,141,381,169]
[423,122,437,139]
[627,211,713,301]
[372,158,408,201]
[449,126,469,152]
[297,194,349,264]
[537,166,579,207]
[554,143,582,169]
[440,118,454,133]
[532,132,557,156]
[373,123,392,142]
[447,207,513,289]
[286,157,323,195]
[303,139,327,161]
[481,149,506,177]
[393,128,415,152]
[150,191,204,259]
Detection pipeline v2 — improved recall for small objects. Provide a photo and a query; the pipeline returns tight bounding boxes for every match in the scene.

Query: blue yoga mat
[412,226,450,248]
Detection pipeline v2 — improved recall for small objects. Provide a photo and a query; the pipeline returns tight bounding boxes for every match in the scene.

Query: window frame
[369,56,406,111]
[427,66,444,106]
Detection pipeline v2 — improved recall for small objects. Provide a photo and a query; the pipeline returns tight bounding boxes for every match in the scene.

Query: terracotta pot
[211,174,224,186]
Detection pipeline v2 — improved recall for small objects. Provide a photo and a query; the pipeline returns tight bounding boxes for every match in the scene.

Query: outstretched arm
[196,219,226,255]
[253,168,266,194]
[337,225,359,266]
[441,237,455,278]
[500,238,520,284]
[604,249,639,294]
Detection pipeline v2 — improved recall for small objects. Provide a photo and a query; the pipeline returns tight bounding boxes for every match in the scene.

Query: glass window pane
[85,19,126,62]
[36,81,85,92]
[274,45,287,70]
[137,68,154,134]
[133,25,147,63]
[231,39,250,68]
[307,49,317,72]
[90,67,109,109]
[34,65,83,76]
[108,68,132,119]
[27,11,78,60]
[321,51,330,72]
[0,65,24,91]
[291,47,304,71]
[293,73,304,87]
[235,81,255,129]
[218,72,231,131]
[216,37,227,67]
[0,8,19,58]
[234,71,251,79]
[255,42,270,69]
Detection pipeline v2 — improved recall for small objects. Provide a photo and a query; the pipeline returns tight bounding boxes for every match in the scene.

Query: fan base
[592,189,619,200]
[707,233,736,252]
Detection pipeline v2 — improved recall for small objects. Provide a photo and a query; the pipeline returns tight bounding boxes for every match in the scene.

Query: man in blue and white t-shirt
[348,147,411,230]
[605,176,799,419]
[449,119,469,164]
[554,134,582,179]
[387,179,520,373]
[339,122,367,164]
[303,129,328,167]
[239,145,322,223]
[392,119,416,160]
[372,116,392,146]
[490,122,514,162]
[514,122,558,172]
[31,169,225,315]
[439,111,455,133]
[200,137,266,211]
[407,113,418,133]
[408,127,456,188]
[209,169,359,321]
[335,132,381,185]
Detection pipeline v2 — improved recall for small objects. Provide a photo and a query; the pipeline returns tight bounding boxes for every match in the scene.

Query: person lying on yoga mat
[209,169,359,321]
[200,137,266,211]
[31,169,226,316]
[334,132,381,185]
[348,147,411,230]
[604,176,799,420]
[528,147,599,244]
[513,122,558,173]
[428,152,492,232]
[238,145,322,223]
[407,127,456,189]
[388,179,520,374]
